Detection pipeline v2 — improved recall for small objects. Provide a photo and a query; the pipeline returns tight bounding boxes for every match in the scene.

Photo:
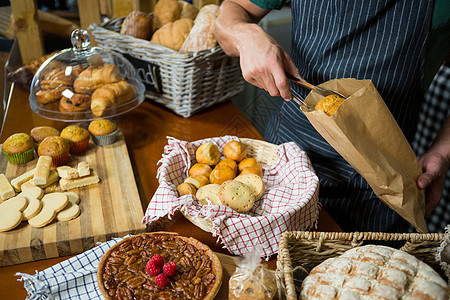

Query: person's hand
[237,24,299,101]
[417,150,449,218]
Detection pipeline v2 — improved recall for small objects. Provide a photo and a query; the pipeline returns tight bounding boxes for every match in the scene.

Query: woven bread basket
[89,18,245,118]
[183,138,280,232]
[277,231,446,300]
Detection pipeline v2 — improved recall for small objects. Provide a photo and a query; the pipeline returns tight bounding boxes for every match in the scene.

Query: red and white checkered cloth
[143,136,320,257]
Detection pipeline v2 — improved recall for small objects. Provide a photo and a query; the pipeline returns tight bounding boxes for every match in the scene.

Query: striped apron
[264,0,434,232]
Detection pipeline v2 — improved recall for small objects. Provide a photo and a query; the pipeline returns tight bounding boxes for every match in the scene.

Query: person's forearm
[215,0,268,57]
[428,114,450,163]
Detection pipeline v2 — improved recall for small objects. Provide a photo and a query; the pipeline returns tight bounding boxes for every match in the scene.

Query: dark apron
[264,0,434,232]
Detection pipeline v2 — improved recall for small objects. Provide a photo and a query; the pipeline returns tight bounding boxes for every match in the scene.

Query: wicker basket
[89,18,245,118]
[277,231,446,300]
[183,138,280,232]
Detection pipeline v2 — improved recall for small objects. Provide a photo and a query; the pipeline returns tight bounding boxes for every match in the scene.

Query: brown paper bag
[301,78,427,233]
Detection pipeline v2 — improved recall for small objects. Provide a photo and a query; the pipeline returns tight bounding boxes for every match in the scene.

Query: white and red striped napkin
[143,136,320,257]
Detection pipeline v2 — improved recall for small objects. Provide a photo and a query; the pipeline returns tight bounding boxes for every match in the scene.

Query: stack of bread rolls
[177,140,265,213]
[120,1,219,53]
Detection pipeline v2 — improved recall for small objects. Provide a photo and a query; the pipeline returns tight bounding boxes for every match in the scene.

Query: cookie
[218,180,255,213]
[0,174,15,201]
[56,191,80,221]
[0,196,28,231]
[234,173,265,199]
[59,169,99,190]
[77,161,90,177]
[196,183,221,205]
[11,168,35,192]
[28,192,68,228]
[57,165,80,180]
[22,169,59,190]
[33,155,52,185]
[19,187,44,220]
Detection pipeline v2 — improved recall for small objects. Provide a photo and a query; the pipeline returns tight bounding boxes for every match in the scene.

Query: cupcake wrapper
[49,152,70,168]
[3,147,35,164]
[70,138,90,154]
[92,130,118,146]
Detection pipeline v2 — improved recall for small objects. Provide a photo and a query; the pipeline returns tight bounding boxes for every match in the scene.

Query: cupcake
[2,133,35,164]
[30,126,60,151]
[37,136,70,167]
[88,119,118,146]
[60,125,90,154]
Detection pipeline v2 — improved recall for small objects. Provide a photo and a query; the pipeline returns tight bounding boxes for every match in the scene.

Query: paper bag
[301,78,427,233]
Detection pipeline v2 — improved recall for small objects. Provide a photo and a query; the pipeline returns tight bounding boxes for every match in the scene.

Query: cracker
[33,156,52,185]
[218,180,255,213]
[0,174,15,201]
[60,169,99,191]
[28,192,68,228]
[56,192,80,221]
[0,196,28,231]
[196,183,221,205]
[234,173,265,199]
[11,168,35,192]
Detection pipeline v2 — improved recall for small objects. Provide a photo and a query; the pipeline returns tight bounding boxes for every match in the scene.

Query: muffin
[2,133,35,164]
[30,126,60,148]
[88,119,118,146]
[37,136,70,167]
[60,125,90,154]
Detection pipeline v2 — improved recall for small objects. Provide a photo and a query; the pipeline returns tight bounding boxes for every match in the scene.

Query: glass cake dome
[29,29,145,122]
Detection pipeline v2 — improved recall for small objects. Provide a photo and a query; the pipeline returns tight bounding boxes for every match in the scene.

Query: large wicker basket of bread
[89,1,245,118]
[277,231,448,300]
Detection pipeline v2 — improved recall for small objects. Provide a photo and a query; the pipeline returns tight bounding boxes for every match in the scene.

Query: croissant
[90,80,135,116]
[40,68,76,89]
[73,64,123,93]
[36,86,72,104]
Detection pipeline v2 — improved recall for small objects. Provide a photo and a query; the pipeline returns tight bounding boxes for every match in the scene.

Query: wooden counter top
[0,85,341,299]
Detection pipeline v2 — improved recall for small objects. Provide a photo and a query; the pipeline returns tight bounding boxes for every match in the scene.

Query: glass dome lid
[29,29,145,122]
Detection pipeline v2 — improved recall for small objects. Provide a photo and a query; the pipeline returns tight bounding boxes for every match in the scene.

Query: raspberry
[151,254,165,268]
[155,273,168,287]
[163,261,177,277]
[146,260,160,276]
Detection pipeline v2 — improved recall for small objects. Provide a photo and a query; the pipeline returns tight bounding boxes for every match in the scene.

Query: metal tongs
[286,72,347,111]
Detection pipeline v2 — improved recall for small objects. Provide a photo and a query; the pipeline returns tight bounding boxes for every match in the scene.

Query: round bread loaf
[216,158,238,174]
[301,245,449,300]
[238,158,262,172]
[189,163,213,178]
[210,165,235,185]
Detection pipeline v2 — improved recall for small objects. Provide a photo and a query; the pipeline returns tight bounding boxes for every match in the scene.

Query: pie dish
[97,232,223,299]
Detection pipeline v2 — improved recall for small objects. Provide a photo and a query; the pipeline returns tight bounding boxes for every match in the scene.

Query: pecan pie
[97,232,223,300]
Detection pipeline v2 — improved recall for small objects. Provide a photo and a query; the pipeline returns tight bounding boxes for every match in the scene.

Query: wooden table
[0,85,341,299]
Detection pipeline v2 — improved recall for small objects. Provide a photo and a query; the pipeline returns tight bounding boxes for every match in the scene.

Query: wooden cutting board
[0,132,146,267]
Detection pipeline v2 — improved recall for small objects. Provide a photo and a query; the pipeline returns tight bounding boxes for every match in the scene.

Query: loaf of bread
[301,245,449,300]
[73,64,123,93]
[120,11,153,40]
[90,80,135,116]
[153,0,181,31]
[178,0,198,20]
[150,18,194,51]
[179,4,219,53]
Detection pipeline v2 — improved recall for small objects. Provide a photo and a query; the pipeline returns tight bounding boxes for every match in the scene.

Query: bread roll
[238,158,262,172]
[59,93,91,112]
[315,94,345,116]
[210,165,235,185]
[196,142,220,166]
[90,80,135,117]
[240,167,263,178]
[184,175,209,189]
[176,182,197,196]
[223,140,247,162]
[153,0,181,31]
[189,163,213,178]
[216,158,238,174]
[150,18,194,51]
[179,4,219,53]
[120,11,153,40]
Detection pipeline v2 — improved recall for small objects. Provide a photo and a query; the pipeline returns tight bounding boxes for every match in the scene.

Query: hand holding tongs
[286,72,347,111]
